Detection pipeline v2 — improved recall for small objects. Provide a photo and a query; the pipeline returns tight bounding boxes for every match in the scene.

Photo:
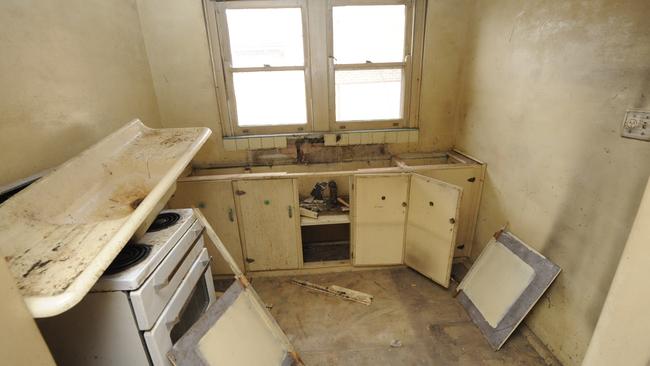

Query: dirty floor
[252,268,557,366]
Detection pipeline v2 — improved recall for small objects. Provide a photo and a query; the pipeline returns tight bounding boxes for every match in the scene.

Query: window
[212,1,311,135]
[206,0,424,136]
[330,3,409,127]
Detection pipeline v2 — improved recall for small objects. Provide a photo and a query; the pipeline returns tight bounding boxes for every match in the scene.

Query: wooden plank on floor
[291,279,373,305]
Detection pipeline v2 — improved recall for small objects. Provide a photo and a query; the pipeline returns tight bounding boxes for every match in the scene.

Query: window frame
[210,0,314,136]
[204,0,425,137]
[327,0,416,131]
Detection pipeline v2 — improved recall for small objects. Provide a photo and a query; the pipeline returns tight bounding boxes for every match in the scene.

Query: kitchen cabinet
[352,173,461,287]
[404,174,461,287]
[352,174,410,265]
[168,181,245,275]
[234,179,302,271]
[173,151,484,273]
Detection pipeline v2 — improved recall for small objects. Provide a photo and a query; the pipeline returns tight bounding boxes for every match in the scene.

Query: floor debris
[390,339,402,348]
[300,207,319,219]
[291,279,373,305]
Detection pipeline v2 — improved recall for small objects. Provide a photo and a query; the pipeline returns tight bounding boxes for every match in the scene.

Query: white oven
[38,209,215,366]
[145,248,215,365]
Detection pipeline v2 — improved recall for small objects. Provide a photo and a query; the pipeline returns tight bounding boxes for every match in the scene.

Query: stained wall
[0,0,161,187]
[455,1,650,364]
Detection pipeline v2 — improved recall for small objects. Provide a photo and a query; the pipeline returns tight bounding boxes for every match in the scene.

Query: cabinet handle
[402,202,407,208]
[228,208,235,222]
[288,205,293,218]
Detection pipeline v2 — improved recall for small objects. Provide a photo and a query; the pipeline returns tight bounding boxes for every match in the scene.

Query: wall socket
[622,109,650,141]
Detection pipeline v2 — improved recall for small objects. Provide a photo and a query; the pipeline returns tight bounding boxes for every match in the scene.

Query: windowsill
[224,127,417,139]
[222,128,419,151]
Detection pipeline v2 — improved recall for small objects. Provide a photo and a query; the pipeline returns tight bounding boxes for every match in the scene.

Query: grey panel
[457,231,561,350]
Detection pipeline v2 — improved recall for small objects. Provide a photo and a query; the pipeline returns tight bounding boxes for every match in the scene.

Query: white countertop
[0,120,211,317]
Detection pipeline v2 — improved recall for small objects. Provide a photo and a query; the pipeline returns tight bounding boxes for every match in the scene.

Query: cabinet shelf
[300,213,350,226]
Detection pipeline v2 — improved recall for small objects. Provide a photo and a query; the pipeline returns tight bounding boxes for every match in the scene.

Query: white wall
[456,1,650,364]
[0,258,54,365]
[582,178,650,365]
[0,0,161,187]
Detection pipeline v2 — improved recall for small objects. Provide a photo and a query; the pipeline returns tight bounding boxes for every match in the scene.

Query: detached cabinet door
[169,181,245,275]
[353,174,409,265]
[235,179,301,271]
[169,280,301,366]
[404,173,462,288]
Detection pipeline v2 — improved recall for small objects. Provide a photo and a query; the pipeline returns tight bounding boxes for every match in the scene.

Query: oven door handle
[165,315,181,331]
[153,237,202,291]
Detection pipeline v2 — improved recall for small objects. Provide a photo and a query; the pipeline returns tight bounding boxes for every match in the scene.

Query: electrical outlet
[622,109,650,141]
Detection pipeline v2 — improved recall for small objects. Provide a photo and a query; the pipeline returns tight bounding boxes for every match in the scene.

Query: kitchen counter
[0,120,210,317]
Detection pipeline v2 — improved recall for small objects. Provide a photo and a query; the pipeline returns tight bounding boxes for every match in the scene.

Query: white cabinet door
[234,179,301,271]
[352,174,409,265]
[168,279,300,366]
[169,180,245,275]
[404,173,462,288]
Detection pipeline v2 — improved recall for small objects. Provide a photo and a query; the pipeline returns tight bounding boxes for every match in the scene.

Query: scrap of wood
[299,207,319,219]
[337,197,350,207]
[291,279,373,305]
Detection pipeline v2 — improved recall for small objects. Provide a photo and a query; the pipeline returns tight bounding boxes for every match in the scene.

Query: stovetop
[93,208,196,291]
[104,244,152,276]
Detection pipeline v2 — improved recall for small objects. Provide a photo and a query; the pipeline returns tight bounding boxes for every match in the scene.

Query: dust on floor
[252,268,558,366]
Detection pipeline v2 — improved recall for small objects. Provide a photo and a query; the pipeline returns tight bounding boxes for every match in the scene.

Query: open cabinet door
[404,174,462,288]
[168,209,302,366]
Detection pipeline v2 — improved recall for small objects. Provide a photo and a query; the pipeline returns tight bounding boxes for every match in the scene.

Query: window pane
[226,8,304,67]
[335,69,402,121]
[333,5,406,64]
[233,71,307,126]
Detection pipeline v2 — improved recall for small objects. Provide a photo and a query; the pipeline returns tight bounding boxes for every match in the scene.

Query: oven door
[130,221,205,330]
[144,248,215,366]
